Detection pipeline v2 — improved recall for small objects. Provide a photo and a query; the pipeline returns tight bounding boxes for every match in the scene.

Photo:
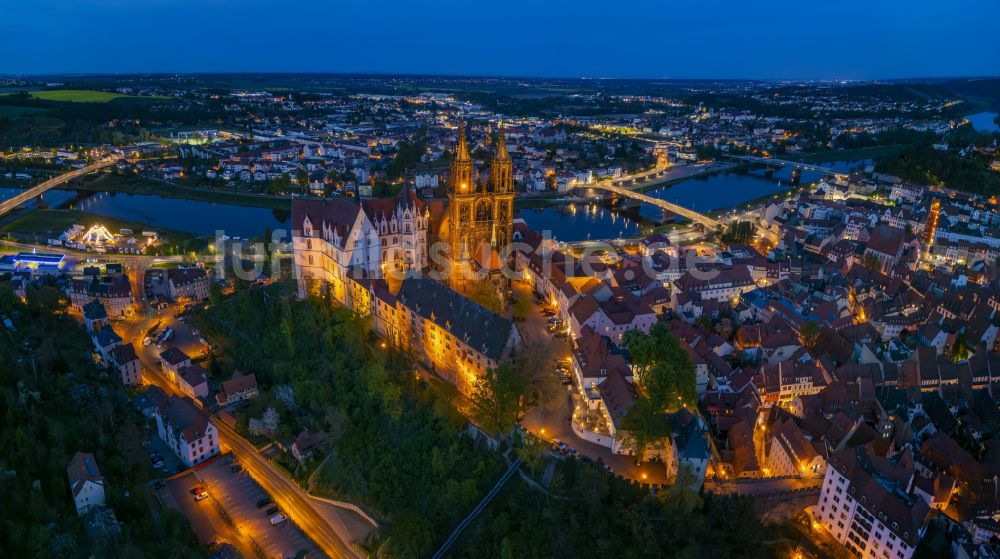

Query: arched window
[475,200,492,222]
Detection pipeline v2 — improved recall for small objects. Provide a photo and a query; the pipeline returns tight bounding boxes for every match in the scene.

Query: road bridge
[586,181,721,229]
[732,155,846,177]
[0,158,118,217]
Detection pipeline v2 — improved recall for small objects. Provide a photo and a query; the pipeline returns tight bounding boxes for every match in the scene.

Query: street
[512,280,671,485]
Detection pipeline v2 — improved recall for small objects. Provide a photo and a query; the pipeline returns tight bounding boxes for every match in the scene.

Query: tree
[470,363,526,435]
[614,396,671,464]
[799,321,822,352]
[861,252,882,272]
[624,324,697,412]
[510,342,562,412]
[468,280,504,314]
[512,295,532,322]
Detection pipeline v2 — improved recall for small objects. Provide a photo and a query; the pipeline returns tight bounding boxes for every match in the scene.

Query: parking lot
[156,470,257,558]
[197,456,321,559]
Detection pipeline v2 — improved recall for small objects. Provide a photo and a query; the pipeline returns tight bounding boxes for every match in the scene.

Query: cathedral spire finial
[495,120,509,161]
[456,124,470,162]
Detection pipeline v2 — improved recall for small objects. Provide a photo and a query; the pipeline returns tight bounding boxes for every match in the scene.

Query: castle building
[447,125,515,295]
[292,197,382,309]
[363,186,430,272]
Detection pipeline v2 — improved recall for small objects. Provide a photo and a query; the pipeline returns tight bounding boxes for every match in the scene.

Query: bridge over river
[0,158,118,217]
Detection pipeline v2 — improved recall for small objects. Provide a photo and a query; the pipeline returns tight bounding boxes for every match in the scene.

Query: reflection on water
[517,202,642,242]
[3,158,867,243]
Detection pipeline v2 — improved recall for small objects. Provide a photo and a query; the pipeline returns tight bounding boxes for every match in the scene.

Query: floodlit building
[816,447,929,559]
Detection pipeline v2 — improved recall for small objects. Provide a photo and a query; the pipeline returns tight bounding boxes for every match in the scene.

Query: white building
[292,198,382,306]
[815,447,929,559]
[154,395,220,468]
[67,452,106,516]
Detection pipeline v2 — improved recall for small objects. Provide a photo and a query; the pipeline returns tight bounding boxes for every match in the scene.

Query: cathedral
[446,125,516,295]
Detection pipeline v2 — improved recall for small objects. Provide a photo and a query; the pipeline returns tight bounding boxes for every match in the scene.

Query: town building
[153,394,220,468]
[166,267,210,302]
[68,276,134,317]
[215,372,259,406]
[815,446,929,559]
[374,276,522,395]
[110,343,141,386]
[67,452,105,516]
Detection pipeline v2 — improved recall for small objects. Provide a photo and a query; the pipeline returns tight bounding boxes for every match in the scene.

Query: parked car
[142,439,152,447]
[190,486,206,495]
[224,456,235,465]
[152,460,164,469]
[553,439,567,450]
[147,451,161,461]
[231,464,243,473]
[265,506,280,517]
[153,480,167,489]
[256,498,273,508]
[194,490,209,502]
[143,337,152,346]
[270,513,288,526]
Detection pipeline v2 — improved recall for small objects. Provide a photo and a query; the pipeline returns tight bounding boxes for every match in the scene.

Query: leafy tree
[470,363,526,435]
[467,280,504,314]
[799,321,822,352]
[614,396,671,463]
[623,324,697,412]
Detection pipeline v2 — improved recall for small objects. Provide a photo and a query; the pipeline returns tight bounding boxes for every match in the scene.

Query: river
[1,158,867,242]
[965,112,1000,133]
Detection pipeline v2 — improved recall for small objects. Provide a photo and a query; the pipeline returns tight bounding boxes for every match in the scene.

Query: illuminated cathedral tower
[447,124,515,293]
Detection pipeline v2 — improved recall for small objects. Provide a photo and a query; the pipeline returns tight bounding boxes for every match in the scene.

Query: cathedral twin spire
[450,122,512,194]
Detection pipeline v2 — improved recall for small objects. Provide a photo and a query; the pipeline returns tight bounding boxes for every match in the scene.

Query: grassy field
[27,89,171,103]
[1,208,197,244]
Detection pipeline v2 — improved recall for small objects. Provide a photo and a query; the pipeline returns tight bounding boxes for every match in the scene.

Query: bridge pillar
[35,193,47,209]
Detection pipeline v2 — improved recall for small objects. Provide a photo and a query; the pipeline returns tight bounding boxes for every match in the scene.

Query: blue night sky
[2,0,998,79]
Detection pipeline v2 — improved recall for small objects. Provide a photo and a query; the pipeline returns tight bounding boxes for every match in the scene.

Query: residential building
[166,267,210,302]
[215,372,259,406]
[110,343,141,386]
[815,447,929,559]
[67,452,105,516]
[153,394,220,468]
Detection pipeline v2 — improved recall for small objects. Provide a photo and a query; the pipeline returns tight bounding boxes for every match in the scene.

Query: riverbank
[79,173,294,210]
[773,144,911,164]
[1,208,207,251]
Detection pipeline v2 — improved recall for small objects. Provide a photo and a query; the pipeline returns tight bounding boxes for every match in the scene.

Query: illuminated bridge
[0,158,118,217]
[585,181,721,229]
[733,155,847,177]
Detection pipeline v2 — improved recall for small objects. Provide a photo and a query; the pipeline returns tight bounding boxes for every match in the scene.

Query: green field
[27,89,170,103]
[1,208,197,244]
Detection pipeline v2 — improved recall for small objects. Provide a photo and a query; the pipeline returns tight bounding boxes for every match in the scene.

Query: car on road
[553,439,567,451]
[153,480,167,490]
[265,506,280,517]
[231,464,243,473]
[190,486,206,495]
[191,328,199,336]
[256,497,273,508]
[224,455,235,465]
[142,439,151,447]
[143,337,152,346]
[194,490,209,502]
[270,513,288,526]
